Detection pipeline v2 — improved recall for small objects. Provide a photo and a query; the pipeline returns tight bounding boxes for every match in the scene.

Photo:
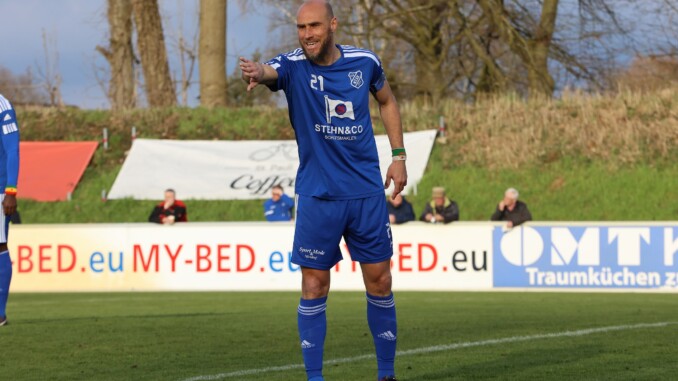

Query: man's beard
[301,31,334,63]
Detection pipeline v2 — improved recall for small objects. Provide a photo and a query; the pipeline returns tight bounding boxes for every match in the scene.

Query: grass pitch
[1,292,677,380]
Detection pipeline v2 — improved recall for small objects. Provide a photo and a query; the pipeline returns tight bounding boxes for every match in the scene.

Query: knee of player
[301,276,330,298]
[367,273,392,296]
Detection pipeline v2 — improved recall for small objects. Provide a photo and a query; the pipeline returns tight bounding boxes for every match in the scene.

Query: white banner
[108,130,437,200]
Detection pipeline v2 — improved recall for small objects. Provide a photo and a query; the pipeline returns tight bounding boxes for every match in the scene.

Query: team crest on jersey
[348,70,364,89]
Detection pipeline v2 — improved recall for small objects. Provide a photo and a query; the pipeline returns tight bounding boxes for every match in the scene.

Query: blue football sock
[0,251,12,318]
[298,296,327,381]
[367,292,397,380]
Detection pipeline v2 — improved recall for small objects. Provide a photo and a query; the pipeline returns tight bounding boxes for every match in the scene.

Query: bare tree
[252,0,678,100]
[132,0,177,107]
[470,0,558,97]
[199,0,228,108]
[449,0,628,97]
[97,0,136,110]
[177,0,199,106]
[0,66,48,105]
[163,0,199,106]
[36,29,64,107]
[373,0,460,103]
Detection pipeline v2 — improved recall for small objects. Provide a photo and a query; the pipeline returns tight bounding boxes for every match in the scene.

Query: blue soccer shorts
[291,193,393,270]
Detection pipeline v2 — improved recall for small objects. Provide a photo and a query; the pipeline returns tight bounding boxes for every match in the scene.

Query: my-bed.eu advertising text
[9,223,493,292]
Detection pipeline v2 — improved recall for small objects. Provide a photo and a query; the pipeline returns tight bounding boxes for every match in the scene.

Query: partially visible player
[0,93,20,326]
[240,1,406,380]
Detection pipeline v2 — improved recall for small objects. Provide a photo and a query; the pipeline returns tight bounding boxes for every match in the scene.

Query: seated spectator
[264,185,294,222]
[148,189,187,224]
[491,187,532,228]
[420,187,459,224]
[387,193,415,224]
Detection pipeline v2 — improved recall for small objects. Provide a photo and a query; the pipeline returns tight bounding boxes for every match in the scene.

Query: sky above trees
[2,1,675,108]
[1,0,272,108]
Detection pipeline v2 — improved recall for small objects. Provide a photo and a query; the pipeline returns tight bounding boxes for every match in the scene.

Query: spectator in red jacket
[149,189,187,224]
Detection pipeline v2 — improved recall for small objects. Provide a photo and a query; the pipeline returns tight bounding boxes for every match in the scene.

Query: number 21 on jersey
[310,74,324,91]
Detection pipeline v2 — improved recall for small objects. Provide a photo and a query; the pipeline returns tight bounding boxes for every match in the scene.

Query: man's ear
[330,16,337,33]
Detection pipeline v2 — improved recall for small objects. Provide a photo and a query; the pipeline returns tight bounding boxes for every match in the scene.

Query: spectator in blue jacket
[264,185,294,222]
[387,193,415,224]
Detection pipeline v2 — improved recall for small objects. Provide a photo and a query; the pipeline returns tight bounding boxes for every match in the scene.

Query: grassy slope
[1,292,676,380]
[18,147,678,223]
[15,89,678,223]
[418,155,678,221]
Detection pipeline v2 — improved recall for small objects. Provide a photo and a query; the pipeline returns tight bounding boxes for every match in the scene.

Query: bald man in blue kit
[240,1,406,379]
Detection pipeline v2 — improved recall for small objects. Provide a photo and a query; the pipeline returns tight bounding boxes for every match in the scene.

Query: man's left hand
[384,160,407,199]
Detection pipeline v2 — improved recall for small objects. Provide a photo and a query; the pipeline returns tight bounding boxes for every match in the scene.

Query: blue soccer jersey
[265,45,386,200]
[0,94,20,195]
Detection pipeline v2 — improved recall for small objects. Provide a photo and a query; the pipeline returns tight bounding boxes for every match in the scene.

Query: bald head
[298,0,334,20]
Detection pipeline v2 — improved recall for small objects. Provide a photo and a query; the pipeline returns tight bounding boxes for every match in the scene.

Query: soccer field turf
[1,292,676,381]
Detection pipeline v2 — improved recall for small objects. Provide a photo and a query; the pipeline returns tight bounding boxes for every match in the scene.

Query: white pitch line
[181,321,676,381]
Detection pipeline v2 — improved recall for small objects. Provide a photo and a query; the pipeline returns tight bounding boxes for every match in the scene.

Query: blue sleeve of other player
[0,106,20,191]
[369,56,386,95]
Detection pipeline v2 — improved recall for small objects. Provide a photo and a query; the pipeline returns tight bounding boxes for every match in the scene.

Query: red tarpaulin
[17,141,99,201]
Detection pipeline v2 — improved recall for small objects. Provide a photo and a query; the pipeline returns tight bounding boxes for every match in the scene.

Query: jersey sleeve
[0,99,20,194]
[369,55,386,95]
[264,54,291,92]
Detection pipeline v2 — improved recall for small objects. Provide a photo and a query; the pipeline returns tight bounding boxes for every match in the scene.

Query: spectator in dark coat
[387,193,415,224]
[491,187,532,228]
[420,187,459,224]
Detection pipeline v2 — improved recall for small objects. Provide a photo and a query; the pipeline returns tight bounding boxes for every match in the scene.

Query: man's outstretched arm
[374,80,407,199]
[239,57,279,91]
